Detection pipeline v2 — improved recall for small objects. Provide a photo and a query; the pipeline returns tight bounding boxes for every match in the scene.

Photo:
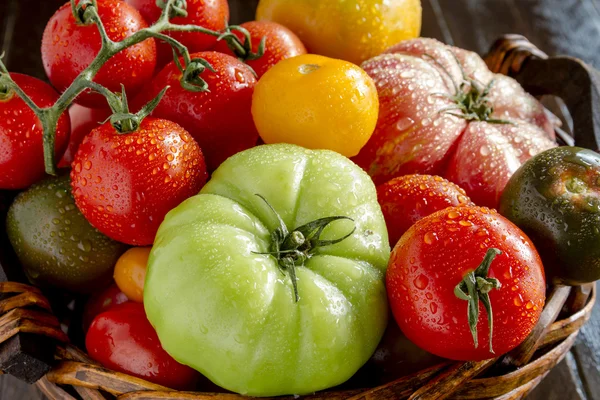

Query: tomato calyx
[70,0,97,26]
[106,86,169,133]
[175,57,216,92]
[217,24,267,64]
[254,194,356,302]
[454,248,502,353]
[425,54,511,125]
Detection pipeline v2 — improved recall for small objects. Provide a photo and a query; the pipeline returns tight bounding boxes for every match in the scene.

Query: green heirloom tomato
[500,146,600,285]
[7,175,127,293]
[145,144,390,396]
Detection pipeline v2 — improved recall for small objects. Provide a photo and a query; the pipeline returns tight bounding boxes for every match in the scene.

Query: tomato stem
[454,248,502,353]
[0,0,266,176]
[423,53,513,125]
[253,194,356,303]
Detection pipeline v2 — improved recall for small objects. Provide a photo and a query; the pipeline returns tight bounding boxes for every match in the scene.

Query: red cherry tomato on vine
[86,302,200,390]
[0,73,70,189]
[213,21,307,78]
[82,284,129,332]
[134,51,258,171]
[58,105,110,168]
[71,117,207,245]
[42,0,156,108]
[377,175,473,246]
[126,0,229,69]
[386,206,546,361]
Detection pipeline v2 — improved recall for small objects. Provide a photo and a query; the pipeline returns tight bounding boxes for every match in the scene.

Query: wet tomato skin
[213,20,307,78]
[126,0,229,69]
[0,73,70,189]
[134,52,258,171]
[377,175,473,246]
[386,206,545,361]
[59,105,111,168]
[6,175,127,293]
[42,0,156,108]
[86,302,200,390]
[71,118,207,246]
[82,284,129,332]
[500,146,600,285]
[114,247,150,302]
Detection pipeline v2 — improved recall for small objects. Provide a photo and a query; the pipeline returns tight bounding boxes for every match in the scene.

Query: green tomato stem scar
[298,64,321,74]
[454,248,502,353]
[253,194,356,302]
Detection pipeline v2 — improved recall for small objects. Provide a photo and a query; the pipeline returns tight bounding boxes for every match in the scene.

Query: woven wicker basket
[0,35,598,400]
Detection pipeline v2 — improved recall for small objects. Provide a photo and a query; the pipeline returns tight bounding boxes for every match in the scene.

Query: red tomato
[58,105,111,168]
[0,73,70,189]
[82,284,129,332]
[42,0,156,108]
[213,21,307,78]
[353,38,556,208]
[86,302,199,390]
[386,206,546,361]
[133,52,258,171]
[71,117,207,245]
[126,0,229,68]
[377,175,473,246]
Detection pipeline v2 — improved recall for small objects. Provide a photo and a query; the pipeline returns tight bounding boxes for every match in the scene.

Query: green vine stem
[0,0,264,176]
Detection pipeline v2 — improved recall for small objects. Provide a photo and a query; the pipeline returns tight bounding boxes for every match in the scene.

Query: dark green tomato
[500,146,600,285]
[6,175,127,293]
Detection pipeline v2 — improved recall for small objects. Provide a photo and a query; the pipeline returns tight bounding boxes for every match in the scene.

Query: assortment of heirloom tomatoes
[2,0,600,397]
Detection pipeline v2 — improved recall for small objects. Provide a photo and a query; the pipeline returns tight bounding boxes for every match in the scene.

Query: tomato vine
[0,0,264,176]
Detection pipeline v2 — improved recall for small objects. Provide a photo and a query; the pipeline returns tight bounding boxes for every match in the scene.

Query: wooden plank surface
[1,0,599,399]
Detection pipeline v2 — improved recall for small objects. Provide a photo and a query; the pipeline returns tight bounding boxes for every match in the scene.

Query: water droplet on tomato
[414,274,429,290]
[429,302,438,314]
[395,117,415,131]
[514,294,524,307]
[424,232,437,244]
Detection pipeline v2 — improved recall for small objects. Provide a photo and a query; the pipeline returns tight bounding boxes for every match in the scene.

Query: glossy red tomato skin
[134,52,258,171]
[82,284,129,332]
[386,206,546,361]
[86,302,199,390]
[377,175,473,246]
[71,117,207,245]
[126,0,229,68]
[213,21,306,78]
[0,73,70,189]
[58,105,111,168]
[42,0,156,108]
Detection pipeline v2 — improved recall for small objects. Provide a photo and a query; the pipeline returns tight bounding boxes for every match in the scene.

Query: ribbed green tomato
[144,144,389,396]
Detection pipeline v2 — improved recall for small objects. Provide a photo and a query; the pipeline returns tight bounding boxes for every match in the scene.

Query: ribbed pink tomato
[354,38,556,208]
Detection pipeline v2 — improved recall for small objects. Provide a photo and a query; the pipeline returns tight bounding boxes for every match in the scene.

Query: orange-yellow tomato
[256,0,422,65]
[114,247,150,303]
[252,54,379,157]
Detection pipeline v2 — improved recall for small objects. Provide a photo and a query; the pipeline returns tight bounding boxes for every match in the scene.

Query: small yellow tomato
[256,0,422,65]
[113,247,150,303]
[252,54,379,157]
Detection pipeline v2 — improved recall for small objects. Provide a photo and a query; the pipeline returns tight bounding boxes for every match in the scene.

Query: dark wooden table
[1,0,599,399]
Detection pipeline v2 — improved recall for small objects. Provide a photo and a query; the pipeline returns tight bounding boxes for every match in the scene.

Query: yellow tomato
[252,54,379,157]
[113,247,150,303]
[256,0,422,65]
